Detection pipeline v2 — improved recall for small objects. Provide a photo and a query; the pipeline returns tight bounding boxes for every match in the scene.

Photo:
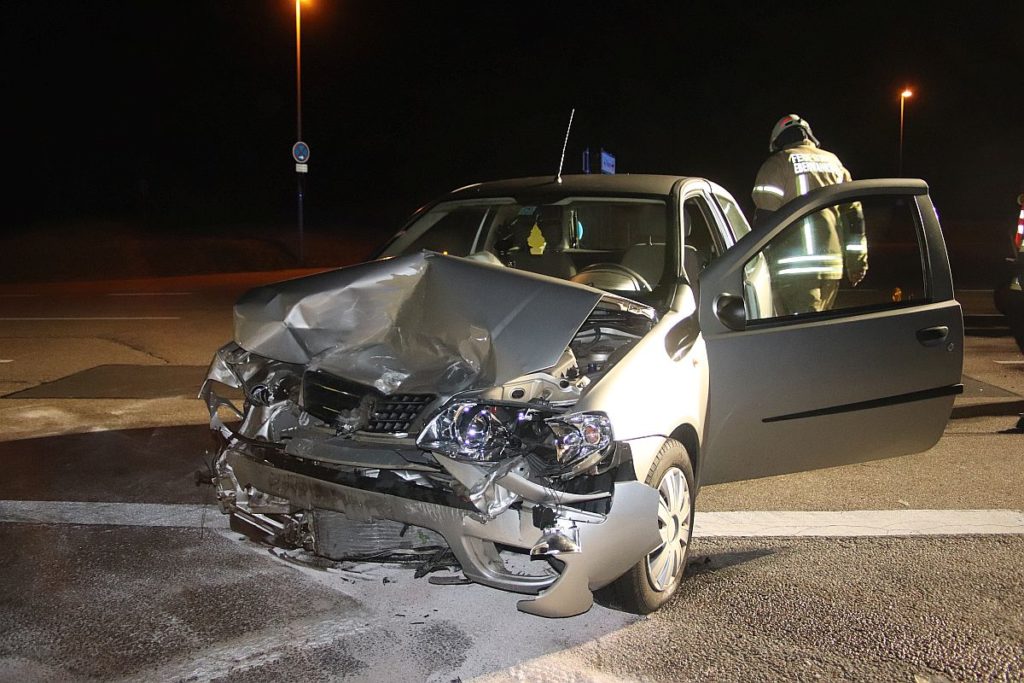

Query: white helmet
[769,114,819,152]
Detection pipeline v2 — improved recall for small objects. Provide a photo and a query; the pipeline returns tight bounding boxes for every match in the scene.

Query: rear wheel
[609,439,695,614]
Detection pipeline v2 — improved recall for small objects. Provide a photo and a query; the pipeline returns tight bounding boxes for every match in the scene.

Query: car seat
[621,237,666,286]
[514,212,576,279]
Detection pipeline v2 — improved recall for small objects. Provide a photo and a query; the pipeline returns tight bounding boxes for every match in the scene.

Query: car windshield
[381,196,673,300]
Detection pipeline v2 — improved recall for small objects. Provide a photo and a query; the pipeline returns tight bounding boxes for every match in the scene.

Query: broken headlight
[417,401,614,476]
[205,342,300,407]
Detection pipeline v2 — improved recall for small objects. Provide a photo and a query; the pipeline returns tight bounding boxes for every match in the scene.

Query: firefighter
[995,191,1024,356]
[1012,192,1024,295]
[752,114,867,315]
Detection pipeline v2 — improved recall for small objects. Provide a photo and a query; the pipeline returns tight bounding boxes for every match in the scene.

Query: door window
[744,194,927,321]
[714,193,751,240]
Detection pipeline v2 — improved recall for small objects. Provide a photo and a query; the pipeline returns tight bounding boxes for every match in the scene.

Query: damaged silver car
[202,174,964,617]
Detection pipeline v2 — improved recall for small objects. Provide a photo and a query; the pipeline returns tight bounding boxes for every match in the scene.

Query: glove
[846,254,867,287]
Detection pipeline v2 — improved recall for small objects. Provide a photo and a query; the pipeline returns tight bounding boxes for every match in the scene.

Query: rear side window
[572,201,667,250]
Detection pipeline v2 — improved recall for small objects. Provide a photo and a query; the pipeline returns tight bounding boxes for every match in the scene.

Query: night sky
[3,1,1022,243]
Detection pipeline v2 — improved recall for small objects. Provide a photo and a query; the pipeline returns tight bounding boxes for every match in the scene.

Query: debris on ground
[414,548,460,579]
[428,573,472,586]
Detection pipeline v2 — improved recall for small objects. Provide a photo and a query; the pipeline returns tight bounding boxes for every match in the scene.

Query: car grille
[302,370,435,435]
[302,370,364,424]
[364,394,436,434]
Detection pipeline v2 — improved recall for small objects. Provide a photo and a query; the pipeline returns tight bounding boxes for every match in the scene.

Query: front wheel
[608,439,695,614]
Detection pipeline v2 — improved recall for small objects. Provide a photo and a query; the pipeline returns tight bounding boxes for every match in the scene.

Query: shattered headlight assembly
[201,343,306,443]
[204,342,300,408]
[417,401,614,477]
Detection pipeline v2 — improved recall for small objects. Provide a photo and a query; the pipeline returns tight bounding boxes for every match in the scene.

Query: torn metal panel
[233,251,605,394]
[517,480,661,617]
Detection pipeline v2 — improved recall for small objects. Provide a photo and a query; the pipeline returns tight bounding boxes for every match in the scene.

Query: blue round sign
[292,141,310,163]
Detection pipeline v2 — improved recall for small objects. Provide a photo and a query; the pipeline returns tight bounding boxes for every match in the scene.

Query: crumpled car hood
[233,251,606,394]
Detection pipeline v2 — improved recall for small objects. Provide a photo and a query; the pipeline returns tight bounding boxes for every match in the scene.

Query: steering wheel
[577,262,654,293]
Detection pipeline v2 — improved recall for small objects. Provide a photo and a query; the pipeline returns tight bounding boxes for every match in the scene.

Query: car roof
[445,174,695,200]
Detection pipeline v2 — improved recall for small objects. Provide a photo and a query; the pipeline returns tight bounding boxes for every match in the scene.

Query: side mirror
[714,293,747,331]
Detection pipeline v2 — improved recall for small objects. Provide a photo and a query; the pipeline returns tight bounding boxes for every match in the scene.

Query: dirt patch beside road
[0,222,380,283]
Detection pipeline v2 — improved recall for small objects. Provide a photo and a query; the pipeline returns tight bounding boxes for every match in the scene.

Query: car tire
[608,438,695,614]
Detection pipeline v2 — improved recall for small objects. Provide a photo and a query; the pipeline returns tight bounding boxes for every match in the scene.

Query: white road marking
[0,359,12,364]
[2,501,1023,537]
[0,316,180,321]
[693,509,1024,537]
[106,291,192,296]
[993,360,1024,365]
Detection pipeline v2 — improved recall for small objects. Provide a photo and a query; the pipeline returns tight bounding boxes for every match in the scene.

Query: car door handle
[916,325,949,346]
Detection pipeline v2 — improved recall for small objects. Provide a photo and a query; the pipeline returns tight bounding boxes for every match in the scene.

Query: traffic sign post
[582,147,615,175]
[600,148,616,175]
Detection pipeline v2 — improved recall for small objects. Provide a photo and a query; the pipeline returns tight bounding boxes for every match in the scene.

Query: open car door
[698,179,963,485]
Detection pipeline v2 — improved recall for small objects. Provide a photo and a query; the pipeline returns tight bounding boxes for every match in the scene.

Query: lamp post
[898,88,912,177]
[294,0,307,265]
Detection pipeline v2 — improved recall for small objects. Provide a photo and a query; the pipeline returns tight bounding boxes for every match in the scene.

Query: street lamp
[293,0,310,265]
[898,88,913,177]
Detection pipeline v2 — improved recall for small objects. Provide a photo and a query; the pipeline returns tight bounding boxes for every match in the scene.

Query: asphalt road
[1,272,1022,682]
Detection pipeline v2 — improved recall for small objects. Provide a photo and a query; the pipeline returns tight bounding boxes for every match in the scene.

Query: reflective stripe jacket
[752,142,866,281]
[1016,199,1024,251]
[1012,198,1024,290]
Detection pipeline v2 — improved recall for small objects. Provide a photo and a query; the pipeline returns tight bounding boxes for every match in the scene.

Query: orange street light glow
[901,89,913,99]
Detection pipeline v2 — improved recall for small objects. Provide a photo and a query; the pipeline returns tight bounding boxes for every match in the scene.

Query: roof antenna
[555,107,575,184]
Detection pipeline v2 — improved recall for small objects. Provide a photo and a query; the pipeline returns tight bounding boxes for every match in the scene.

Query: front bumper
[218,445,661,618]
